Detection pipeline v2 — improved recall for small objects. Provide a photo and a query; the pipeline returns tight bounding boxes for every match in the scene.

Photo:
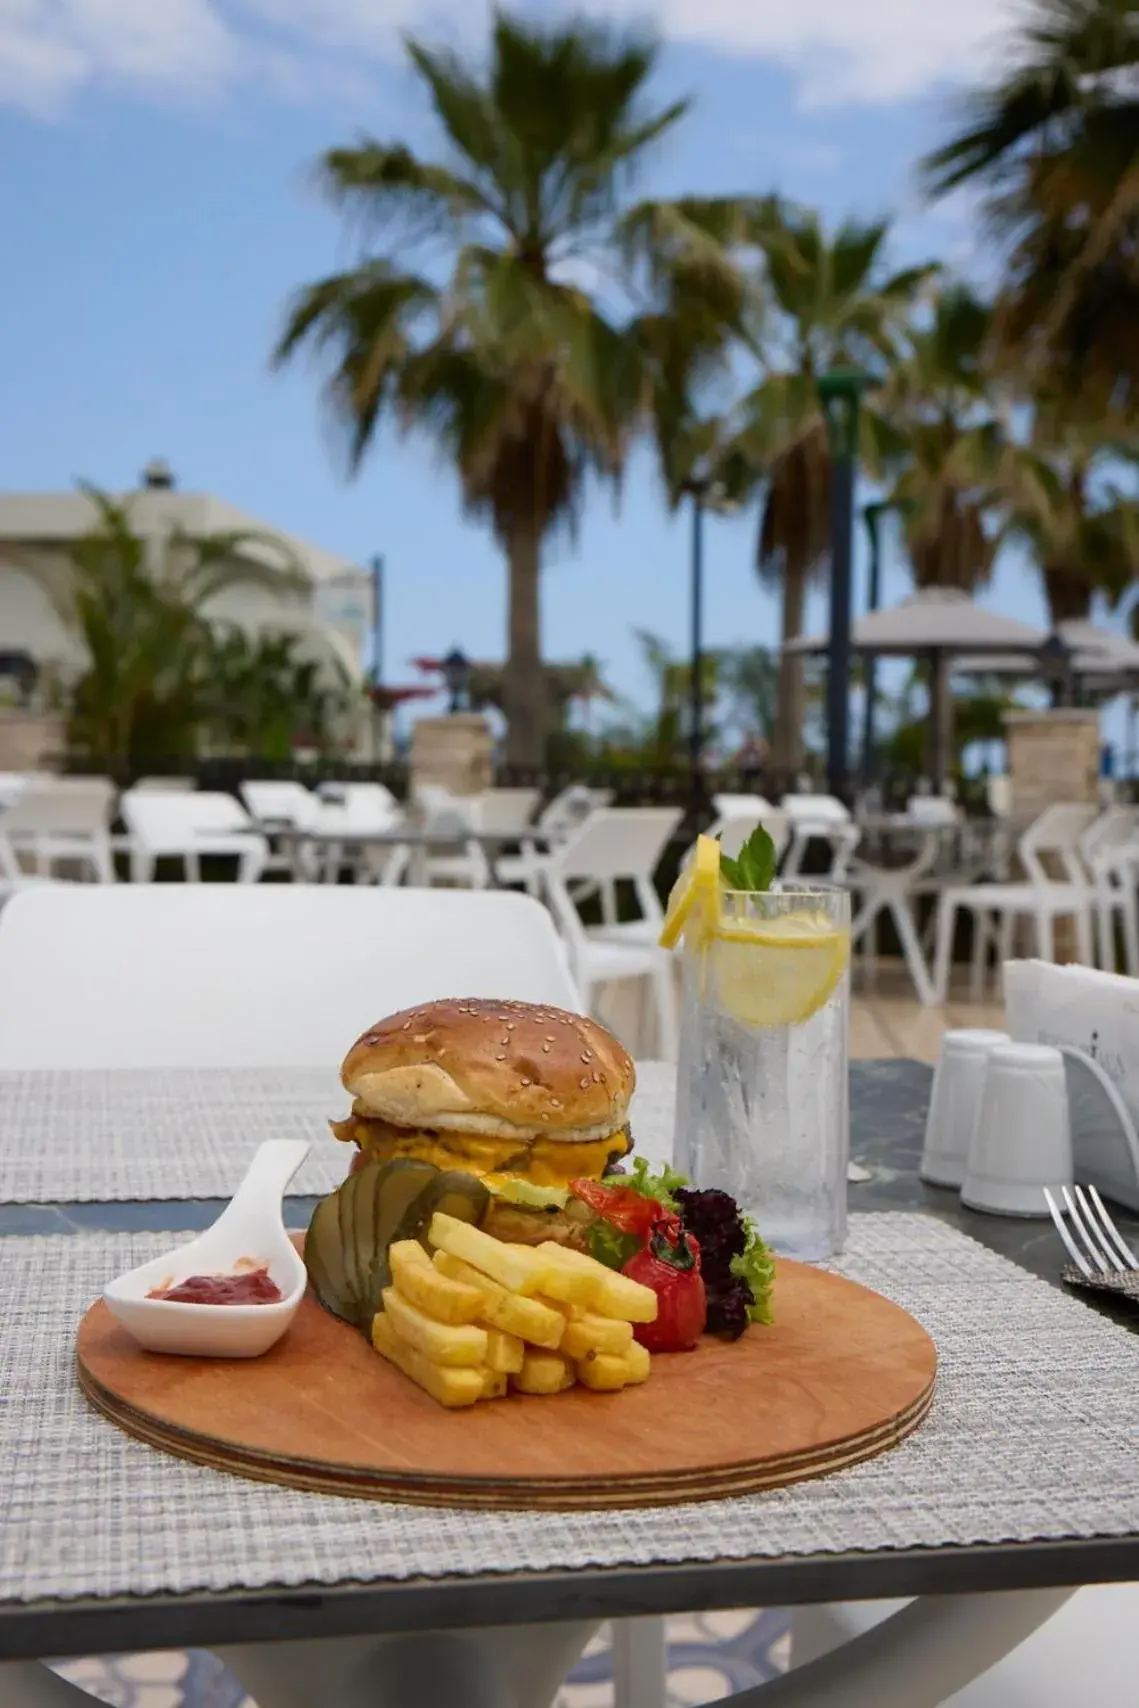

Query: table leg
[729,1587,1074,1706]
[613,1615,668,1708]
[219,1619,598,1708]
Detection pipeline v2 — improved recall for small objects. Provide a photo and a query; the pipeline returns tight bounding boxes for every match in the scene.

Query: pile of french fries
[371,1211,658,1409]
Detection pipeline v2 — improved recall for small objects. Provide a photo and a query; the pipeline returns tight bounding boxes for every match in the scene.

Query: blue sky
[0,0,1108,730]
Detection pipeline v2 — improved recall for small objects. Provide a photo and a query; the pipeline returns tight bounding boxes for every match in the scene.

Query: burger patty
[330,1113,632,1187]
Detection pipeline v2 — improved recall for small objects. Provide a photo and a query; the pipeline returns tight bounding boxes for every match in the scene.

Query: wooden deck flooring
[851,964,1003,1063]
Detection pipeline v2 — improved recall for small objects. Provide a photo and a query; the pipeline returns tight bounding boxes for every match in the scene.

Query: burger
[331,998,636,1245]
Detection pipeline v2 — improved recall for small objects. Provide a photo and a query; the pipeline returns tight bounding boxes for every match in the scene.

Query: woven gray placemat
[0,1062,677,1203]
[2,1212,1135,1604]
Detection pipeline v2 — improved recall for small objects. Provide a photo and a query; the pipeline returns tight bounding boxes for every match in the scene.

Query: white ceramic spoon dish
[103,1139,312,1357]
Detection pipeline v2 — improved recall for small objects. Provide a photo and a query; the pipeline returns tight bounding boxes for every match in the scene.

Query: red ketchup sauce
[148,1268,283,1306]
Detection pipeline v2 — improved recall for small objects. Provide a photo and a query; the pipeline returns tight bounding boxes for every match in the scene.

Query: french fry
[371,1313,484,1409]
[433,1251,565,1350]
[532,1244,605,1308]
[560,1311,635,1360]
[381,1287,488,1368]
[536,1242,658,1323]
[621,1339,651,1384]
[575,1352,632,1392]
[484,1326,525,1375]
[590,1270,658,1324]
[389,1240,484,1325]
[429,1213,544,1295]
[511,1349,575,1396]
[575,1340,651,1392]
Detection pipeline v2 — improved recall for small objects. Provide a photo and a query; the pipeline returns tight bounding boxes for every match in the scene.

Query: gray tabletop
[0,1059,1136,1662]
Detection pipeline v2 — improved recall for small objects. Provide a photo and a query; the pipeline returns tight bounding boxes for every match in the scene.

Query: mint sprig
[718,823,777,892]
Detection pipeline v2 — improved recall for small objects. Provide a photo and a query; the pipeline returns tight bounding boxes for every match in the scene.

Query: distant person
[734,736,768,782]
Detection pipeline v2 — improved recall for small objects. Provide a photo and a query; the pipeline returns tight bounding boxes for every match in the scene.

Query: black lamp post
[370,555,385,685]
[1040,631,1074,709]
[860,501,887,783]
[818,370,875,799]
[686,471,711,808]
[441,647,471,714]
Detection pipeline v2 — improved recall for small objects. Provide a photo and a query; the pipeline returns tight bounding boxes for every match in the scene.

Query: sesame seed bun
[340,998,634,1145]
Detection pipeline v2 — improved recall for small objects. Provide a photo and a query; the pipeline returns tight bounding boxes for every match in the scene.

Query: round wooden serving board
[78,1259,935,1510]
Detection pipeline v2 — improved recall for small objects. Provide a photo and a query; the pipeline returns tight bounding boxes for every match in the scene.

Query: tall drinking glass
[674,884,851,1261]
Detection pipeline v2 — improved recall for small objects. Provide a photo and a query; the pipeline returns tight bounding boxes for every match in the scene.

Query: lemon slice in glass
[713,912,850,1028]
[658,833,722,949]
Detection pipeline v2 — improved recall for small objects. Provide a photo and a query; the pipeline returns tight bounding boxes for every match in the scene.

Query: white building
[0,465,374,693]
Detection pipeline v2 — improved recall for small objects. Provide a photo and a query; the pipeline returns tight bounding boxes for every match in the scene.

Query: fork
[1044,1184,1139,1297]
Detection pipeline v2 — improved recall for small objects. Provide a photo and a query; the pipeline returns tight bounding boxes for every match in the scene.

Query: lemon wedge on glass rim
[658,832,723,949]
[712,911,850,1028]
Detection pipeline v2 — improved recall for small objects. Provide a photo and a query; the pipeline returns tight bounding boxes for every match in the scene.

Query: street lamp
[441,647,471,714]
[682,468,739,811]
[1040,631,1073,709]
[818,369,875,799]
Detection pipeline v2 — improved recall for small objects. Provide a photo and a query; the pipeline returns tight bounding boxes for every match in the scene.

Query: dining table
[264,824,553,888]
[0,1059,1136,1708]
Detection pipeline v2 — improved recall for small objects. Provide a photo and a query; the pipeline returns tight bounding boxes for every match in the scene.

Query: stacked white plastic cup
[961,1042,1073,1216]
[920,1029,1010,1189]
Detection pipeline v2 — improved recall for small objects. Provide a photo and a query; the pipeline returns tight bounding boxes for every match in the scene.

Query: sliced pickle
[305,1190,356,1325]
[337,1168,365,1314]
[364,1158,443,1321]
[353,1160,381,1318]
[429,1171,491,1233]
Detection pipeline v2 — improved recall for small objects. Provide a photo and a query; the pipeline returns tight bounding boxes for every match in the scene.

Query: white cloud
[643,0,1018,106]
[0,0,1026,117]
[0,0,238,114]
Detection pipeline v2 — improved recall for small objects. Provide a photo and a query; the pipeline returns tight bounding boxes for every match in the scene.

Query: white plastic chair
[469,788,541,836]
[131,775,195,792]
[521,786,614,905]
[238,781,326,878]
[538,785,612,846]
[711,806,790,865]
[780,794,860,879]
[844,833,940,1006]
[461,789,542,893]
[239,780,322,830]
[1080,804,1139,975]
[544,807,682,1060]
[711,791,775,820]
[0,778,115,883]
[406,787,490,888]
[316,781,401,826]
[0,886,581,1068]
[932,802,1099,1004]
[120,790,269,884]
[905,795,959,827]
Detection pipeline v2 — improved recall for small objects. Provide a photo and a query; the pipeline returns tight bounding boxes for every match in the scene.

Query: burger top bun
[341,998,635,1144]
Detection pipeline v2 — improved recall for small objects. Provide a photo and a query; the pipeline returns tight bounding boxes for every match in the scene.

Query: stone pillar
[1004,709,1100,960]
[1004,710,1100,818]
[0,710,65,771]
[409,714,494,798]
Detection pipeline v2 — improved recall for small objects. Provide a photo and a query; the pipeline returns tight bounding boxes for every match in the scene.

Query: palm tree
[883,285,1008,592]
[8,487,307,771]
[1006,400,1139,621]
[275,14,740,769]
[923,0,1139,410]
[734,202,935,770]
[205,628,357,761]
